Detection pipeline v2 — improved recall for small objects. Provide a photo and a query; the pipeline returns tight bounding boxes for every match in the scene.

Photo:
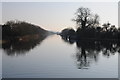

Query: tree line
[2,20,48,40]
[60,7,120,40]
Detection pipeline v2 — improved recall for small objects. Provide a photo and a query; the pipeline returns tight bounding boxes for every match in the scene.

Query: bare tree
[73,7,99,29]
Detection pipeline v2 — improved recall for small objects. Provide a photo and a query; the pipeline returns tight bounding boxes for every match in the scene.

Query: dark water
[2,35,118,78]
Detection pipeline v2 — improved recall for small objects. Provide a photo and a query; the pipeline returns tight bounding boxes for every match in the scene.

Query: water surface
[2,35,118,78]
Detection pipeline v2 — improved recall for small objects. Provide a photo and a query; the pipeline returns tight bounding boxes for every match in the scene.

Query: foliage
[2,20,47,40]
[67,7,120,40]
[60,28,76,40]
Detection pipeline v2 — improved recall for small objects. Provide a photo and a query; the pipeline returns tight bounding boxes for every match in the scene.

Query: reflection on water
[61,36,120,69]
[1,34,48,56]
[2,34,120,68]
[2,35,118,78]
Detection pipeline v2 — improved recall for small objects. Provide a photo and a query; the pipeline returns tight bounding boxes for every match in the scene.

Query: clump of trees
[61,7,120,40]
[1,20,49,56]
[60,7,120,69]
[60,28,76,40]
[2,20,47,40]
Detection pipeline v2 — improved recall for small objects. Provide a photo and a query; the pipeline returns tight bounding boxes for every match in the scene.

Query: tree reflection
[1,34,48,56]
[76,40,100,69]
[61,36,120,69]
[61,36,75,45]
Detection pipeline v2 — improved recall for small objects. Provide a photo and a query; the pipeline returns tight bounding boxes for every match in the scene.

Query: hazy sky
[0,2,2,24]
[2,2,118,31]
[118,2,120,27]
[1,0,119,2]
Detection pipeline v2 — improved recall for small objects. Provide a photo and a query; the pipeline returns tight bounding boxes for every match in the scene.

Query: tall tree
[73,7,99,29]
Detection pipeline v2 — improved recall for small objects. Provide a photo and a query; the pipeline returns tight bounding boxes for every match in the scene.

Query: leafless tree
[73,7,99,29]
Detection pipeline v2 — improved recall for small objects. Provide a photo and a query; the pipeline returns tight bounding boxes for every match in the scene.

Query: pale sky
[2,2,118,31]
[1,0,119,2]
[118,2,120,27]
[0,2,2,24]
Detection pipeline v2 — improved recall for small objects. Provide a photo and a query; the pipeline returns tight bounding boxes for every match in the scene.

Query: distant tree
[102,22,111,31]
[61,28,75,36]
[96,26,102,32]
[109,25,116,32]
[118,27,120,32]
[118,27,120,39]
[61,28,76,40]
[73,7,99,29]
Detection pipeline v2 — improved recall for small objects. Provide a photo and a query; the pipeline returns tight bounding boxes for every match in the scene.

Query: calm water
[2,35,118,78]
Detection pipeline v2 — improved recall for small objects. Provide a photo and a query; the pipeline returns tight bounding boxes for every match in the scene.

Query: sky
[0,2,2,24]
[2,2,118,32]
[119,2,120,28]
[0,1,119,79]
[1,0,119,2]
